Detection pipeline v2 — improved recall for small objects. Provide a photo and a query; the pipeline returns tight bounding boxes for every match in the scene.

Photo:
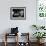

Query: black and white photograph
[10,7,26,20]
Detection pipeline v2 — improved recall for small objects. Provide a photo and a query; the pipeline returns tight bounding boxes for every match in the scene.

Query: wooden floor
[0,42,46,46]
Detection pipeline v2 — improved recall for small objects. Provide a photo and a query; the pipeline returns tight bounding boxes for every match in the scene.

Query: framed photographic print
[36,0,46,26]
[10,7,26,20]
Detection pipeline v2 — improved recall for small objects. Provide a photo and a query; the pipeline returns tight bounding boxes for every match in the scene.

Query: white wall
[0,0,36,42]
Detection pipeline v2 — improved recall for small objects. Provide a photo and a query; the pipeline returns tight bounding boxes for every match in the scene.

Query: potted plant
[32,25,46,43]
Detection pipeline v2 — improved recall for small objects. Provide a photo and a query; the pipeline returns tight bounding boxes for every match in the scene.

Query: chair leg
[4,41,7,46]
